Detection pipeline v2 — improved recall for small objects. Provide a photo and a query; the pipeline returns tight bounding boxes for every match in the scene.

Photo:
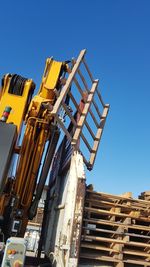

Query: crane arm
[0,58,68,238]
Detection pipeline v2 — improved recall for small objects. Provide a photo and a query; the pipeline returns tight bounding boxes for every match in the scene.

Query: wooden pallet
[79,189,150,266]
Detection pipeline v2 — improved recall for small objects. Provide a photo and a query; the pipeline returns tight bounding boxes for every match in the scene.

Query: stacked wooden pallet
[79,189,150,267]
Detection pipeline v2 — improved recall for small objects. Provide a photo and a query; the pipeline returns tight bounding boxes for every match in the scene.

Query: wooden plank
[73,77,101,126]
[80,133,92,152]
[88,108,99,128]
[80,252,120,262]
[78,69,89,91]
[96,88,106,108]
[124,259,150,266]
[88,194,150,215]
[83,58,94,82]
[81,242,119,253]
[81,152,89,167]
[73,76,84,96]
[123,249,150,257]
[77,69,102,119]
[85,198,150,212]
[83,225,150,240]
[60,102,94,154]
[72,80,98,146]
[115,263,124,267]
[68,91,96,140]
[84,121,96,140]
[52,49,86,115]
[84,207,150,222]
[86,190,150,206]
[83,218,150,232]
[91,99,102,119]
[82,235,150,248]
[89,105,109,167]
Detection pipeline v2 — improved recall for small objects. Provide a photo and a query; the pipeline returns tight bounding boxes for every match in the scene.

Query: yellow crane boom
[0,50,109,242]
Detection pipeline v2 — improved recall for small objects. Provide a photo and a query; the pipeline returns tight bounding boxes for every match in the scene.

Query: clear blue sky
[0,0,150,197]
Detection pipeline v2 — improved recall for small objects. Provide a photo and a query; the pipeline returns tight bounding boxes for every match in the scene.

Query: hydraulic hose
[8,74,28,96]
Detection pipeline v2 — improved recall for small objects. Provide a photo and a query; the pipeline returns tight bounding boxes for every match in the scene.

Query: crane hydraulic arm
[0,74,35,196]
[0,59,68,239]
[0,49,109,243]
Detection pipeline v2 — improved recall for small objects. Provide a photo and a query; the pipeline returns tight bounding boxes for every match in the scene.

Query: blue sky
[0,0,150,197]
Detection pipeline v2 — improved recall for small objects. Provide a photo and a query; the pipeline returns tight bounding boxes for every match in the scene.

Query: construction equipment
[0,49,109,266]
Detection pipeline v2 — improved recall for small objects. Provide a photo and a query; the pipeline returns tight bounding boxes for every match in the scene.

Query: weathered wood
[89,104,109,167]
[52,49,86,115]
[82,235,150,248]
[84,207,150,222]
[80,133,92,152]
[76,68,102,119]
[96,87,106,108]
[81,242,119,253]
[83,58,94,82]
[124,259,150,266]
[72,80,98,146]
[68,91,96,140]
[80,189,150,266]
[86,190,150,206]
[73,76,102,122]
[85,197,149,211]
[80,252,120,262]
[123,249,150,257]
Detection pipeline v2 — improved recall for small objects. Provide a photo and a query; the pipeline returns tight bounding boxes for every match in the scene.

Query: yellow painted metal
[14,119,48,205]
[25,59,63,120]
[39,59,63,102]
[11,59,65,234]
[0,56,66,236]
[0,76,34,133]
[15,59,64,205]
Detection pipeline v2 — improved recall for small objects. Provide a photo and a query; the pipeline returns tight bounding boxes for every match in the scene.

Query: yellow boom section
[12,59,64,235]
[39,58,63,101]
[0,74,35,133]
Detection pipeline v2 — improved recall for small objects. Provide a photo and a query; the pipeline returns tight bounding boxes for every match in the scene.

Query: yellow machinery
[0,74,35,133]
[0,50,109,243]
[0,59,68,238]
